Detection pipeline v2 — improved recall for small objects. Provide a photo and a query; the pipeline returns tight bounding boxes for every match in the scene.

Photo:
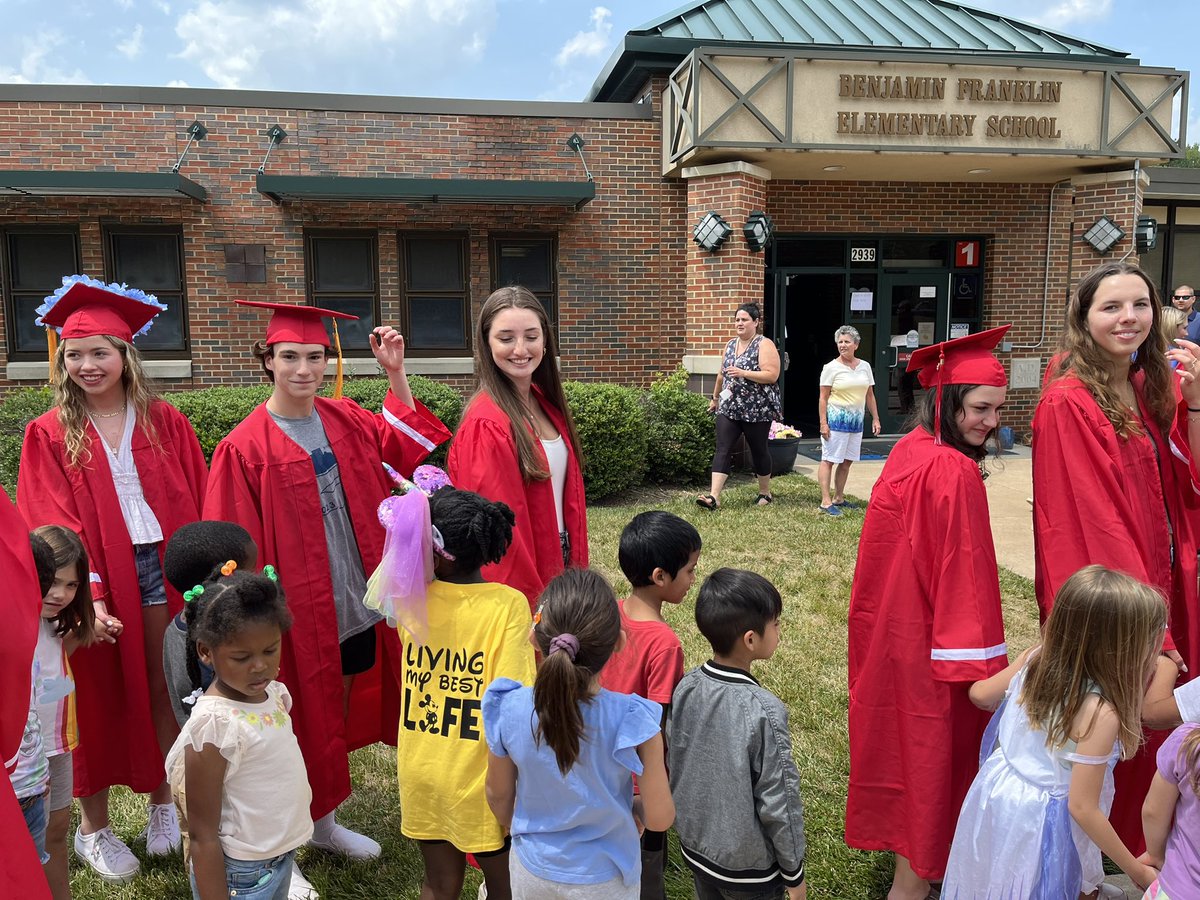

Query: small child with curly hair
[165,567,310,900]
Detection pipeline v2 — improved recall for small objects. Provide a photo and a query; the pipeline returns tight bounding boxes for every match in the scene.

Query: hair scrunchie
[548,633,580,662]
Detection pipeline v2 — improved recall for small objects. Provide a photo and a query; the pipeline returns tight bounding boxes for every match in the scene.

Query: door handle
[889,346,899,369]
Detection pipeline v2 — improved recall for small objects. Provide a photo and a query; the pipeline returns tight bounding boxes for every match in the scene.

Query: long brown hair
[1179,726,1200,799]
[1049,262,1174,438]
[1021,565,1166,759]
[464,286,582,481]
[32,524,95,644]
[531,568,622,774]
[52,336,160,467]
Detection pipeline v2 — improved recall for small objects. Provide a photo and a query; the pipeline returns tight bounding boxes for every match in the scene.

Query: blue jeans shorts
[20,791,50,865]
[189,849,294,900]
[134,543,168,607]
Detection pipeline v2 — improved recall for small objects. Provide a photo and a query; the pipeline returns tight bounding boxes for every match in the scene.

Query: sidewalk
[794,446,1035,579]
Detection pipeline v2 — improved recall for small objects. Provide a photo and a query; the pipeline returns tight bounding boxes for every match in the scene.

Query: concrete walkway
[794,446,1035,579]
[793,445,1145,899]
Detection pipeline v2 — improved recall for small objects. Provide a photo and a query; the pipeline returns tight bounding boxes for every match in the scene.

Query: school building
[0,0,1192,432]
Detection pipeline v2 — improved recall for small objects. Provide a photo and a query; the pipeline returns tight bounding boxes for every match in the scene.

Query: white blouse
[540,436,568,534]
[92,405,163,545]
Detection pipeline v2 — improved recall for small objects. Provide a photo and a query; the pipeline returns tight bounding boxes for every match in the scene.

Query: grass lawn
[68,472,1042,899]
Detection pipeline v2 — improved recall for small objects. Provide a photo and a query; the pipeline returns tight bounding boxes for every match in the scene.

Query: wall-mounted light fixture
[1083,216,1125,254]
[743,211,774,252]
[692,212,732,252]
[1135,216,1158,253]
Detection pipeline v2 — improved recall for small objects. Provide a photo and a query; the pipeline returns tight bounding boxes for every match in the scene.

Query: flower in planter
[769,421,802,440]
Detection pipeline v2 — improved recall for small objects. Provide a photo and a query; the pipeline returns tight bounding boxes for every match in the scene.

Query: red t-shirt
[600,601,685,706]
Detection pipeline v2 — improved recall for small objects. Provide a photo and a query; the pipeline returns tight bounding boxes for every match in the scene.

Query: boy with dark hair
[600,510,701,900]
[669,568,807,900]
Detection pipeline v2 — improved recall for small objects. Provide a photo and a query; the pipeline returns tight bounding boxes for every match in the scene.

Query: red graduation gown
[203,394,449,820]
[0,491,51,899]
[448,390,587,609]
[17,402,207,796]
[846,428,1008,881]
[1032,372,1200,853]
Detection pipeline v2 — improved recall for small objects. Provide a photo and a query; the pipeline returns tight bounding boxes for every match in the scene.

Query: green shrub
[563,381,648,502]
[0,385,54,496]
[167,384,273,459]
[644,368,715,485]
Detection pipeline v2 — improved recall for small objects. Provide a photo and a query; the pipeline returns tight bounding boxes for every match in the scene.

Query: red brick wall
[0,88,688,393]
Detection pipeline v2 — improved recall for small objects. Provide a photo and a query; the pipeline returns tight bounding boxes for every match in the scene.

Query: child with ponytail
[165,566,310,900]
[482,568,674,898]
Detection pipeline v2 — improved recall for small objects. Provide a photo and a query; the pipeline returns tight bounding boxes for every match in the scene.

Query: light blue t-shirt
[482,677,661,887]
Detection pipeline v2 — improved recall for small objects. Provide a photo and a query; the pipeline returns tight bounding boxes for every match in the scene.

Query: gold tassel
[46,328,58,384]
[332,319,344,400]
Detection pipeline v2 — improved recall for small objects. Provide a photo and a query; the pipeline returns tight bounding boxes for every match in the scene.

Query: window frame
[489,232,559,336]
[102,224,190,357]
[398,231,470,357]
[1,225,82,360]
[304,229,381,356]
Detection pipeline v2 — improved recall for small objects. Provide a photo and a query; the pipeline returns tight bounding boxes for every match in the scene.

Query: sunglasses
[1174,294,1195,301]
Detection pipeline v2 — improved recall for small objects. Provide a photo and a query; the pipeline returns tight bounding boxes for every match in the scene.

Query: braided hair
[427,487,515,577]
[182,566,291,697]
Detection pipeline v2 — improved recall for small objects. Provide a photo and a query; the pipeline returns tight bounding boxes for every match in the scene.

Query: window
[490,235,557,327]
[2,228,80,357]
[104,227,188,353]
[401,234,469,355]
[305,232,379,351]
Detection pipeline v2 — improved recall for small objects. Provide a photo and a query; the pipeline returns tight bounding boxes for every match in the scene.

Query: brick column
[1068,168,1147,289]
[682,162,771,385]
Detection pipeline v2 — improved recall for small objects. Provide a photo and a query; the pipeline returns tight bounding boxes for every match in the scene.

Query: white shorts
[821,429,863,463]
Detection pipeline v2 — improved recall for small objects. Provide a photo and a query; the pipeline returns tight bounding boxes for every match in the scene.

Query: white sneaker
[140,803,182,856]
[74,826,140,883]
[477,884,488,899]
[288,860,320,900]
[308,823,382,860]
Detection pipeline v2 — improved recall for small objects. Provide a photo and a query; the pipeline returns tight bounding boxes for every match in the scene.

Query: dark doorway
[780,272,845,435]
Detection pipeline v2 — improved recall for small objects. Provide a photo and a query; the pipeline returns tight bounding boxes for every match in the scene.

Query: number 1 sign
[955,240,980,268]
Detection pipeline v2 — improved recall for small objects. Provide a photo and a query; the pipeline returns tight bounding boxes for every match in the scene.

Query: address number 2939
[850,247,875,262]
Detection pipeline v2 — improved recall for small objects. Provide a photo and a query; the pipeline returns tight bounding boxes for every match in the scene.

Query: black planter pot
[767,437,800,476]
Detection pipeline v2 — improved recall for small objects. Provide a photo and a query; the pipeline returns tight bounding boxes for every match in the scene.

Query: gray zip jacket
[667,661,806,889]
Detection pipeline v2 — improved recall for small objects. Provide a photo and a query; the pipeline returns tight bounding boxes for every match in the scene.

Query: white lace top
[92,405,162,544]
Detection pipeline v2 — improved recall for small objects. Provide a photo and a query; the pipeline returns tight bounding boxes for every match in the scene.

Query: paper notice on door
[850,291,873,311]
[919,286,936,298]
[950,323,970,339]
[918,321,935,344]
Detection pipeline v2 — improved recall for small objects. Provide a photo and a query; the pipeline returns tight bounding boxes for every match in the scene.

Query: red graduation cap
[234,300,359,399]
[906,324,1011,443]
[234,300,357,347]
[39,281,163,344]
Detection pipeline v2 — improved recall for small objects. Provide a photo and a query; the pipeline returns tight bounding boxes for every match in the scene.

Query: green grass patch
[66,473,1040,899]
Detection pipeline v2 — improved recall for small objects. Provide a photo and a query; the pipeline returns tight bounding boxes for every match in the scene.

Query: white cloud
[115,0,134,8]
[116,24,144,60]
[554,6,611,68]
[0,29,92,84]
[998,0,1113,30]
[166,78,190,87]
[174,0,497,92]
[155,0,172,13]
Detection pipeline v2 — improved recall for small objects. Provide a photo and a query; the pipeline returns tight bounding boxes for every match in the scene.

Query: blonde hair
[1160,306,1187,348]
[52,336,160,467]
[1047,262,1174,439]
[1021,565,1166,759]
[1179,727,1200,799]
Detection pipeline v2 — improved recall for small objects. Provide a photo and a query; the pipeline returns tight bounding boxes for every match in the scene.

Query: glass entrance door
[873,273,949,433]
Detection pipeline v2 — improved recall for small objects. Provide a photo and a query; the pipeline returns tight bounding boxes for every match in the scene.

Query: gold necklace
[90,403,127,419]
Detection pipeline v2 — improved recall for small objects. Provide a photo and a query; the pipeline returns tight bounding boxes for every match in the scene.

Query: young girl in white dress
[943,565,1165,898]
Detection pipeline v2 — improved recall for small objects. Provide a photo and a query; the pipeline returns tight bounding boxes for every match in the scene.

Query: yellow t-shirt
[397,580,535,851]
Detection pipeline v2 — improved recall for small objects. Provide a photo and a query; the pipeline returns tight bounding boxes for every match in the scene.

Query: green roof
[590,0,1132,101]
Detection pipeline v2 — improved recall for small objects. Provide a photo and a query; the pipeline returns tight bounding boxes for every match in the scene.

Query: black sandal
[696,494,719,510]
[755,494,774,506]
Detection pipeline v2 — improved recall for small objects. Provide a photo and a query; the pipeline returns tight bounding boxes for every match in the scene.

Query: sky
[0,0,1195,131]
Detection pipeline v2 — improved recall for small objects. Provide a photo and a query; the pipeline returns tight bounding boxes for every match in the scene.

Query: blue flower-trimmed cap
[36,274,167,343]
